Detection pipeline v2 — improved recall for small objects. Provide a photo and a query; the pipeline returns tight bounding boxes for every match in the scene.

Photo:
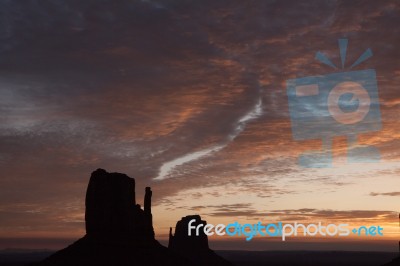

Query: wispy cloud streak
[154,98,263,180]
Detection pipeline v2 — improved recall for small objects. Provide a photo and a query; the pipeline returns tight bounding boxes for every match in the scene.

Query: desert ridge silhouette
[35,169,232,266]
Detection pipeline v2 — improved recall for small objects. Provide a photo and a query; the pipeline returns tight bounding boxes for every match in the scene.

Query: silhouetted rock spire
[144,186,155,238]
[144,186,152,213]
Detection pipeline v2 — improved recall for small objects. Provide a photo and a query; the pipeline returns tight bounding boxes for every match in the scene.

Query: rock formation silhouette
[35,169,191,266]
[85,169,154,242]
[169,215,232,266]
[35,169,233,266]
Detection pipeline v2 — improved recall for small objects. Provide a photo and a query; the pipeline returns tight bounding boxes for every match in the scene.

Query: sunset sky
[0,0,399,251]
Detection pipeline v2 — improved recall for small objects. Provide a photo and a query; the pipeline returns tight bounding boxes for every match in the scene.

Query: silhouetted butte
[36,169,190,266]
[169,215,233,266]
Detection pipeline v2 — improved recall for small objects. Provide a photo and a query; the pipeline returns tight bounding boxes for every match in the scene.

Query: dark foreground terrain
[0,249,397,266]
[218,250,398,266]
